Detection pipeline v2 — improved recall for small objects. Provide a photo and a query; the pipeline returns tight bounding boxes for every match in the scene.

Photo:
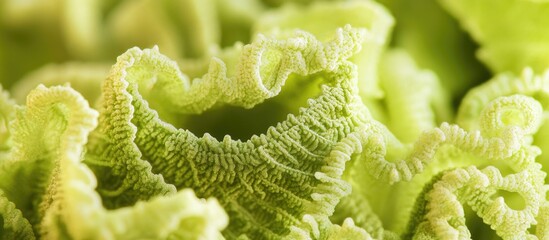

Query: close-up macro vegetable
[1,0,549,239]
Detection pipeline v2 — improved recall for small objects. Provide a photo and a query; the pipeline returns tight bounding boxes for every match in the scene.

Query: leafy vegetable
[2,0,549,239]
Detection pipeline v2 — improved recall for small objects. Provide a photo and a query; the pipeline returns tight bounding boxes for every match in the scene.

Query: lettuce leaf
[0,85,228,239]
[2,0,549,239]
[84,26,368,239]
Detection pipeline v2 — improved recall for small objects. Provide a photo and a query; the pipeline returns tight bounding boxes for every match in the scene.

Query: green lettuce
[2,0,549,239]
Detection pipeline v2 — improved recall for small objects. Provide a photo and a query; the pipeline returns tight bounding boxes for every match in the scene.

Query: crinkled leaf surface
[2,0,549,240]
[85,26,372,239]
[0,85,228,239]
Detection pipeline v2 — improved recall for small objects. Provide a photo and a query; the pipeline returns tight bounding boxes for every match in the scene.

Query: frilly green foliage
[253,0,394,122]
[254,0,394,100]
[3,0,549,239]
[458,69,549,175]
[0,85,228,239]
[288,215,373,239]
[0,189,34,239]
[85,26,370,239]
